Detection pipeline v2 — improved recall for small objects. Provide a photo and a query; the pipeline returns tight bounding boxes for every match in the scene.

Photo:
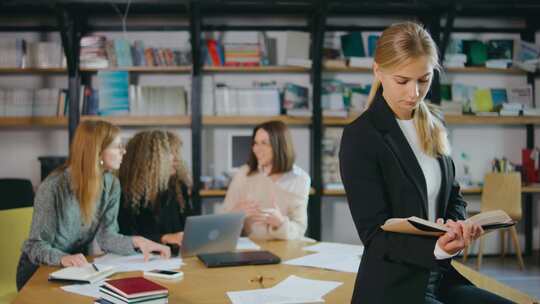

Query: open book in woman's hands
[380,210,516,237]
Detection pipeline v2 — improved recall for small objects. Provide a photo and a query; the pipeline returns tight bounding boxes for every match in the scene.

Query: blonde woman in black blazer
[339,22,513,304]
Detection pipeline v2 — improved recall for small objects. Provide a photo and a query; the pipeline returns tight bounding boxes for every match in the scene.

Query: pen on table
[92,263,99,272]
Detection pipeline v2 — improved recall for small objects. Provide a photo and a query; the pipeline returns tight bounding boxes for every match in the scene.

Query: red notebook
[104,277,168,299]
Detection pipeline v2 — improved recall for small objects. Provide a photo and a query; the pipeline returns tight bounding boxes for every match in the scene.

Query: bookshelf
[2,1,540,249]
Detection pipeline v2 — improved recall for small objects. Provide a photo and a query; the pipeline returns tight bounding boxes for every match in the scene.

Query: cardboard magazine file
[381,210,516,237]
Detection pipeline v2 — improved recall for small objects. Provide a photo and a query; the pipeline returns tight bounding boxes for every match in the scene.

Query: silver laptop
[181,213,245,257]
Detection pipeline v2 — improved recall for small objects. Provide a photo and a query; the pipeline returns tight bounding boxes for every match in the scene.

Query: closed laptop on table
[197,250,281,268]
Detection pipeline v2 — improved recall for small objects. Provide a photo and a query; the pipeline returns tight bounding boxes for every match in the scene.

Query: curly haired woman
[117,130,193,247]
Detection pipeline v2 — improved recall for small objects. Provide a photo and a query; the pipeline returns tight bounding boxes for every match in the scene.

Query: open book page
[465,210,515,229]
[49,264,115,284]
[381,209,515,237]
[380,216,447,237]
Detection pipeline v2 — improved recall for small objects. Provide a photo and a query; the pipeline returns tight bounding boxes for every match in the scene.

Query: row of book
[203,31,310,68]
[322,32,379,68]
[440,83,535,115]
[0,88,65,117]
[80,35,192,69]
[0,39,65,68]
[445,38,540,72]
[202,79,370,117]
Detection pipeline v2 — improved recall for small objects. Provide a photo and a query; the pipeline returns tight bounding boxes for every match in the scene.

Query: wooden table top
[13,240,356,304]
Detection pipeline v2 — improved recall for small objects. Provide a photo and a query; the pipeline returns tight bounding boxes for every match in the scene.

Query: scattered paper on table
[284,252,360,273]
[93,253,183,272]
[236,237,261,250]
[303,242,364,256]
[61,281,103,298]
[227,275,342,304]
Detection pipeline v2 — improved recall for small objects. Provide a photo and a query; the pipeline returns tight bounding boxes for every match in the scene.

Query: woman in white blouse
[221,120,310,240]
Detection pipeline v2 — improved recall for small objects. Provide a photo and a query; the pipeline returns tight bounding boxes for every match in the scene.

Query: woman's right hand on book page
[456,221,484,246]
[132,236,171,261]
[60,253,89,267]
[436,220,466,255]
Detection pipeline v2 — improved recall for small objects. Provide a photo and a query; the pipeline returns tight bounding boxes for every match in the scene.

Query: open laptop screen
[181,213,245,257]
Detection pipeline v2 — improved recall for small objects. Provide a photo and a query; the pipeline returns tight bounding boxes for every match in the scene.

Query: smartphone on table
[143,269,183,280]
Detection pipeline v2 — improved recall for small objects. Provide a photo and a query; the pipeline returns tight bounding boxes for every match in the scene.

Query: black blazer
[339,90,470,304]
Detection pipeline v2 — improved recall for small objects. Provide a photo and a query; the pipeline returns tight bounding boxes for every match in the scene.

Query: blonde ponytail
[366,21,450,156]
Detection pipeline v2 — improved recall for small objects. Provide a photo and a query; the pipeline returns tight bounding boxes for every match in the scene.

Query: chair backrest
[481,173,522,220]
[0,179,34,210]
[0,207,33,297]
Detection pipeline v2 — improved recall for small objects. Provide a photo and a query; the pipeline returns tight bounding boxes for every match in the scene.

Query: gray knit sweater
[20,169,136,266]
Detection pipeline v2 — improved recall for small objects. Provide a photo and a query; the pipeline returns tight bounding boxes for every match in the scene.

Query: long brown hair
[247,120,295,175]
[367,21,450,157]
[118,130,191,212]
[68,120,120,225]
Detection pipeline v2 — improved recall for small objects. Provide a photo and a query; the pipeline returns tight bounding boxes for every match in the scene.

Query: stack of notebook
[96,277,168,304]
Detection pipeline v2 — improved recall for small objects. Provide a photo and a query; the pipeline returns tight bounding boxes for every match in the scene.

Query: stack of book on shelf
[514,40,540,72]
[0,38,25,68]
[283,83,310,117]
[214,84,280,116]
[321,79,370,117]
[444,39,467,67]
[223,43,260,67]
[98,71,130,116]
[80,35,108,69]
[322,127,343,189]
[0,88,66,117]
[322,32,346,68]
[130,85,188,116]
[97,277,168,304]
[27,41,65,68]
[202,32,277,67]
[0,38,65,68]
[443,38,515,69]
[441,82,533,116]
[341,32,376,68]
[285,31,311,68]
[78,37,191,68]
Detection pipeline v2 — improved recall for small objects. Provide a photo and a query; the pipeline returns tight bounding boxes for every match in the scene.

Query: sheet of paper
[236,237,261,250]
[284,252,360,273]
[227,275,341,304]
[93,253,183,272]
[271,275,343,300]
[61,281,103,298]
[227,289,323,304]
[303,242,364,256]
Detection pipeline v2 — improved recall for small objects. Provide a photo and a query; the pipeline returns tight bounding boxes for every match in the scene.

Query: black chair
[0,178,34,210]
